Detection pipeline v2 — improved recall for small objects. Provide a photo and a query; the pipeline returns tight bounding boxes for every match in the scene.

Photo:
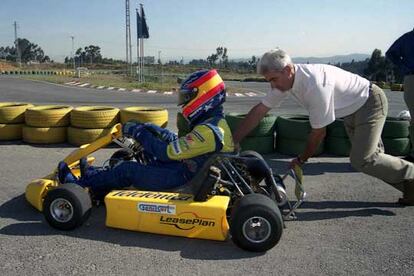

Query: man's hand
[289,155,306,169]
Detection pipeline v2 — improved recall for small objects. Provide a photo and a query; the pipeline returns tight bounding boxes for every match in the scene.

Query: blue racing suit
[386,30,414,76]
[77,109,234,193]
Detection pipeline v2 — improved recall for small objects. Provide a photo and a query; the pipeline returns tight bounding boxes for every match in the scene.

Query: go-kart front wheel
[230,193,283,252]
[43,183,92,230]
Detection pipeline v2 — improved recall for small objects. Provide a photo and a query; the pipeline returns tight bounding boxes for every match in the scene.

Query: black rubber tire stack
[275,115,324,156]
[226,113,277,154]
[325,119,351,156]
[381,117,411,156]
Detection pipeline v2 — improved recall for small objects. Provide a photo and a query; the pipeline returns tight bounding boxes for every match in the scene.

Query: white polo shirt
[261,64,371,128]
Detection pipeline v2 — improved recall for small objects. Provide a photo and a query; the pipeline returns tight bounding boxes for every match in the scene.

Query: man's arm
[299,127,326,162]
[232,102,271,144]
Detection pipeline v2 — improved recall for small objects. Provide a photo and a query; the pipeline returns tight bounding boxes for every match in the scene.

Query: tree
[69,45,102,66]
[0,38,49,63]
[207,47,229,68]
[189,59,209,67]
[84,45,102,64]
[364,49,394,82]
[248,56,258,71]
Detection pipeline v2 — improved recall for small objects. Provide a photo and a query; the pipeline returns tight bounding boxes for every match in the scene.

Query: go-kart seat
[170,153,236,202]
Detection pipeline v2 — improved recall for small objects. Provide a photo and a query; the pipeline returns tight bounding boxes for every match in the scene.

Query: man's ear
[283,64,294,75]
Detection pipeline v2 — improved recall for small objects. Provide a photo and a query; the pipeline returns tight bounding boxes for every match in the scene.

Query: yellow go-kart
[25,123,305,252]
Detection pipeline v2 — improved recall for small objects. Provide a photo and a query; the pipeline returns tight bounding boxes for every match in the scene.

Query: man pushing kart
[57,69,234,193]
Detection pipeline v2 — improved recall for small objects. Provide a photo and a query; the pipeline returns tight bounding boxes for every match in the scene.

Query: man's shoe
[57,161,79,184]
[402,155,414,163]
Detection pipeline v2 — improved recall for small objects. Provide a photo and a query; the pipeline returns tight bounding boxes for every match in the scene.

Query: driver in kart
[57,69,234,193]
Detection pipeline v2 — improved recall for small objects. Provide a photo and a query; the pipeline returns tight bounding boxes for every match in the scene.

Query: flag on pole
[137,5,149,39]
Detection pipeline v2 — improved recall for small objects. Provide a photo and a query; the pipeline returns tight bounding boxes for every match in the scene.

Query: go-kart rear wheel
[230,193,283,252]
[43,183,92,230]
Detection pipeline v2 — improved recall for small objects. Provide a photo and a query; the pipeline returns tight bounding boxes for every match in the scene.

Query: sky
[0,0,413,62]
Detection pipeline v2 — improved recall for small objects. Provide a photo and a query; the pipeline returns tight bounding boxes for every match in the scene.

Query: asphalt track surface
[0,77,413,275]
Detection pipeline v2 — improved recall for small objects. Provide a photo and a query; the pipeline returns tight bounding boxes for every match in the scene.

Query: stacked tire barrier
[391,83,404,92]
[275,115,324,156]
[0,70,75,76]
[23,105,72,144]
[382,117,411,156]
[0,103,170,146]
[226,113,277,154]
[68,106,120,146]
[325,119,351,156]
[120,107,168,128]
[0,103,33,140]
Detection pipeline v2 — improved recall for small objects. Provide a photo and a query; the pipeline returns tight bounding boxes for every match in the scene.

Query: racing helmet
[178,69,226,124]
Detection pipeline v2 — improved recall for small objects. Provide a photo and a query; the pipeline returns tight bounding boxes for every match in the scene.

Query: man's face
[263,65,294,92]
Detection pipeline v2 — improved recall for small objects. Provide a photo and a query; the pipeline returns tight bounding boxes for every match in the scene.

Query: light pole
[70,36,75,71]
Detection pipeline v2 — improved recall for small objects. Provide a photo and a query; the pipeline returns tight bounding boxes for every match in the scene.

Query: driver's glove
[122,120,145,137]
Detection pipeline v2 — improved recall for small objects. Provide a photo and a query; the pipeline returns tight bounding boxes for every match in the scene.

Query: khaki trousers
[403,74,414,157]
[343,84,414,189]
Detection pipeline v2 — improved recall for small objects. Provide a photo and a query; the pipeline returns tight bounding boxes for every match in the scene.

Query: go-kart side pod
[230,193,283,252]
[43,183,92,230]
[25,178,57,212]
[105,190,230,241]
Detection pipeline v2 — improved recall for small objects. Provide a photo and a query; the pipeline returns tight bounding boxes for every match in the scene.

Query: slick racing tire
[226,113,277,137]
[22,126,66,144]
[71,106,120,129]
[0,102,33,124]
[239,150,265,161]
[120,107,168,128]
[230,193,283,252]
[67,127,111,146]
[109,149,134,168]
[43,183,92,230]
[0,123,23,140]
[382,117,410,138]
[25,105,73,127]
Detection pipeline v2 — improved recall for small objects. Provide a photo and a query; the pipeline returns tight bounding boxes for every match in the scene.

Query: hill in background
[292,53,370,64]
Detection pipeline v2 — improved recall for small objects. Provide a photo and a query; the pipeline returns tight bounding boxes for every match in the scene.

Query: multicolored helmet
[178,69,226,124]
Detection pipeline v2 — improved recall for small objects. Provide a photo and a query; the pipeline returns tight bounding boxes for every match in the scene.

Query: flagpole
[139,4,144,82]
[142,37,145,82]
[135,9,141,82]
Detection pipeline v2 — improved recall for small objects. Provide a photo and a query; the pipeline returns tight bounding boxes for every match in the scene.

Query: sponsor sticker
[160,212,215,230]
[172,140,182,154]
[138,203,176,215]
[111,191,192,201]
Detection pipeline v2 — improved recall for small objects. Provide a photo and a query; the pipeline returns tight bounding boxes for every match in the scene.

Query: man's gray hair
[257,48,293,74]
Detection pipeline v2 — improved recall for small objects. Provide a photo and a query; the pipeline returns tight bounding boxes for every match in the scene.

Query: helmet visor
[177,87,198,106]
